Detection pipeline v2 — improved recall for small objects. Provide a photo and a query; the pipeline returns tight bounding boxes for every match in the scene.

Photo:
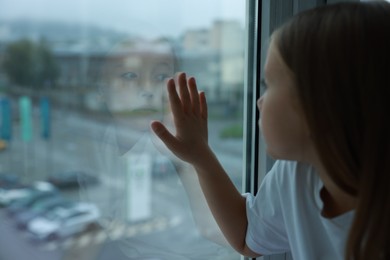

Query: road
[0,107,243,260]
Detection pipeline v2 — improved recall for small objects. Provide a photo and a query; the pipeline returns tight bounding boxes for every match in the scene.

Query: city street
[0,105,243,260]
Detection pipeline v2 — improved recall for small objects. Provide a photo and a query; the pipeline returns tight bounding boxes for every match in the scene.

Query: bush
[219,124,243,139]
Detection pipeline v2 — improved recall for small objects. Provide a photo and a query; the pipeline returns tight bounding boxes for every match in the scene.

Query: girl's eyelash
[121,72,138,80]
[154,73,170,82]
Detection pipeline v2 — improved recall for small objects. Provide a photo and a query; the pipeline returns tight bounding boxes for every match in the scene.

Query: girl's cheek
[258,119,263,133]
[257,96,264,112]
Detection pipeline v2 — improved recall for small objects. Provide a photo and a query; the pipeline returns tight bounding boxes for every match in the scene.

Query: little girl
[151,2,390,259]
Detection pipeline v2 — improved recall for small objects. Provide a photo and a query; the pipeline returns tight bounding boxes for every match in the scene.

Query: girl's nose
[138,78,155,99]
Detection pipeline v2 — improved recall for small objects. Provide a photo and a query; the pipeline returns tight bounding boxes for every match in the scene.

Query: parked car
[15,196,74,229]
[47,171,99,189]
[0,181,56,207]
[27,202,101,241]
[0,185,29,207]
[7,186,59,216]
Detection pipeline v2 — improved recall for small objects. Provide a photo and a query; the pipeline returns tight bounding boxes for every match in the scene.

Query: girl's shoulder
[264,160,322,207]
[268,160,318,184]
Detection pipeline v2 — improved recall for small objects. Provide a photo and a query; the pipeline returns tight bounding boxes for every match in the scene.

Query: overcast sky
[0,0,246,38]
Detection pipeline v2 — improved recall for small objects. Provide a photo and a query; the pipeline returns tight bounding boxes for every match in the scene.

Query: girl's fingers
[150,121,179,152]
[200,91,208,120]
[168,72,205,119]
[188,77,200,115]
[167,78,184,119]
[177,73,191,113]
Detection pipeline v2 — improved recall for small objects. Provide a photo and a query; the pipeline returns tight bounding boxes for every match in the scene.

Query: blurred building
[180,20,244,113]
[0,19,245,115]
[50,39,175,113]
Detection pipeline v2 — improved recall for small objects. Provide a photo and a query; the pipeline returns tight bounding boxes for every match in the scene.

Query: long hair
[273,2,390,259]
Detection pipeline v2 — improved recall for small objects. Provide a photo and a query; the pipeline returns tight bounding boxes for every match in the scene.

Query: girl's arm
[150,72,260,257]
[174,163,230,246]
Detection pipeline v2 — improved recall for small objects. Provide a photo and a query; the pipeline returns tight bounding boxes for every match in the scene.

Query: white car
[27,202,100,241]
[0,181,56,207]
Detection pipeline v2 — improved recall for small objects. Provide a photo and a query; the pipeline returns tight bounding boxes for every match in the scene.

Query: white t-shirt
[245,160,354,260]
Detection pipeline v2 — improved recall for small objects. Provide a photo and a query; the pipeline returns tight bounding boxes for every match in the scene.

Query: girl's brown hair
[273,2,390,259]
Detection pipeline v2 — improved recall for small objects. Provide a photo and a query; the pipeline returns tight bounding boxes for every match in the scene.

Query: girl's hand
[150,72,209,166]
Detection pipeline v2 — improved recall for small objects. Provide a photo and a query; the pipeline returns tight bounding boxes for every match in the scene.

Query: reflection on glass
[80,36,176,226]
[0,1,245,259]
[100,40,174,120]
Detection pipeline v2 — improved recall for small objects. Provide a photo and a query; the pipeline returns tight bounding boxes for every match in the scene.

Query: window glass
[0,1,246,259]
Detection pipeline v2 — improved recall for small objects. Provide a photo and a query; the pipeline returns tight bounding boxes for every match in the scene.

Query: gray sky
[0,0,246,38]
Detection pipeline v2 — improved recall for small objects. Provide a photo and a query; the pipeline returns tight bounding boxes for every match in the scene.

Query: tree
[3,39,59,88]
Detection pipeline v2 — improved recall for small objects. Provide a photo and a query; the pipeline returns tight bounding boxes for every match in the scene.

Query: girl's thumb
[150,121,176,149]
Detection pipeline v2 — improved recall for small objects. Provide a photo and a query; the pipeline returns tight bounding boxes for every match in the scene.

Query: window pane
[0,1,246,259]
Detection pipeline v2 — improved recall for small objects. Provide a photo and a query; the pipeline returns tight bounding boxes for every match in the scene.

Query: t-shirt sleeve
[245,160,290,255]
